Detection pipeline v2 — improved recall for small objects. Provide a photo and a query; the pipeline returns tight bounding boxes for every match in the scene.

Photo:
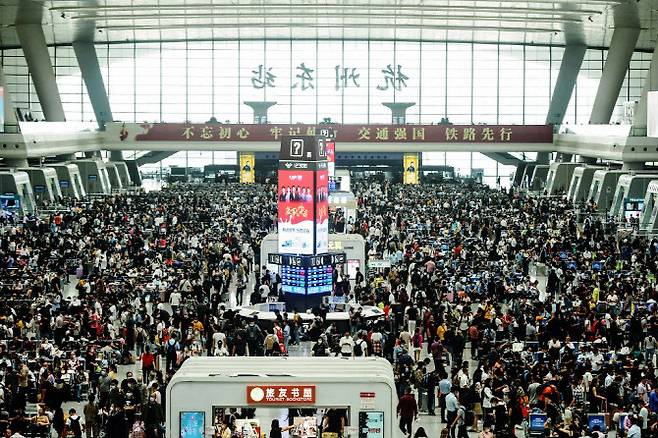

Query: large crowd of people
[0,178,656,438]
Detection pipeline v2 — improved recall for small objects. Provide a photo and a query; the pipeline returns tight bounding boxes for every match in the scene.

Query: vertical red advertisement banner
[278,169,316,254]
[325,141,335,178]
[315,169,329,254]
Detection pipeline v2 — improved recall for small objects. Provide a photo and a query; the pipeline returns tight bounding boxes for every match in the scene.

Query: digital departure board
[281,265,333,294]
[307,265,333,294]
[281,266,306,294]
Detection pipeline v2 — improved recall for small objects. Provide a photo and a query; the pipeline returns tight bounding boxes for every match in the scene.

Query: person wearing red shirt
[397,387,418,437]
[141,346,157,383]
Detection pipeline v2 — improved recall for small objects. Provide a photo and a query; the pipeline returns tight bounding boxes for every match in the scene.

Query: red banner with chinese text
[115,123,553,143]
[247,385,316,404]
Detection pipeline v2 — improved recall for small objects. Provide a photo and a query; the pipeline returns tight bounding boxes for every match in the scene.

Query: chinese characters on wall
[250,63,408,91]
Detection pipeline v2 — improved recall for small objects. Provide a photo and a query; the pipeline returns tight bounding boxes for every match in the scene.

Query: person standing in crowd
[339,332,355,357]
[84,395,99,438]
[397,387,418,437]
[444,387,459,438]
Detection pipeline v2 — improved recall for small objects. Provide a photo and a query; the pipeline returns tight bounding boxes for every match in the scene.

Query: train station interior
[1,1,658,438]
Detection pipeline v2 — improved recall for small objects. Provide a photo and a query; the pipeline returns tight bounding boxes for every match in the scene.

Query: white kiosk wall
[329,192,358,226]
[50,164,86,199]
[0,172,35,214]
[640,180,658,232]
[588,170,627,212]
[334,169,351,192]
[567,166,604,203]
[544,162,581,196]
[610,174,658,220]
[75,160,112,194]
[529,165,550,192]
[520,164,536,189]
[105,163,124,190]
[113,162,131,187]
[167,357,396,438]
[18,167,62,203]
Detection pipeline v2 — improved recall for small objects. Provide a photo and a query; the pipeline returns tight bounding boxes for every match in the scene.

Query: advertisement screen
[326,141,335,178]
[348,259,360,279]
[588,414,607,432]
[180,412,205,438]
[315,170,329,254]
[359,411,384,438]
[278,169,315,254]
[0,194,19,210]
[403,153,419,185]
[240,153,255,183]
[529,414,546,432]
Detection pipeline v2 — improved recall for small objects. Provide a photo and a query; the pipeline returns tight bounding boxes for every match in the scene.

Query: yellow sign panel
[403,153,419,185]
[240,153,255,183]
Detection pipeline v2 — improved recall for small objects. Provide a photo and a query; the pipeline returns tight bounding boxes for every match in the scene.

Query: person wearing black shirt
[268,419,294,438]
[322,409,348,438]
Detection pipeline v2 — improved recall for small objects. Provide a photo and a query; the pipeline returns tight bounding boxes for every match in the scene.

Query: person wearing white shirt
[169,291,182,313]
[639,404,649,431]
[212,331,227,355]
[591,351,604,372]
[339,333,355,357]
[627,417,642,438]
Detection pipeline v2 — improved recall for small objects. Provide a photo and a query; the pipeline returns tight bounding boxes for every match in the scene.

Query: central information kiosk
[271,135,346,310]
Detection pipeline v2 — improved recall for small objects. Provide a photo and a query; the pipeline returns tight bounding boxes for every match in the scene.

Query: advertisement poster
[278,169,315,254]
[180,412,205,438]
[358,411,384,438]
[326,141,335,178]
[292,417,318,438]
[240,153,255,183]
[235,420,261,438]
[315,170,329,254]
[403,153,419,185]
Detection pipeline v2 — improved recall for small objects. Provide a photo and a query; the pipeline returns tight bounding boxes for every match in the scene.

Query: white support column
[632,37,658,133]
[73,41,121,161]
[0,65,19,130]
[589,27,640,124]
[16,24,66,122]
[547,44,587,126]
[543,44,587,164]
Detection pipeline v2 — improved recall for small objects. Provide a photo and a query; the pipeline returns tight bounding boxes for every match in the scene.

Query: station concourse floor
[53,275,526,438]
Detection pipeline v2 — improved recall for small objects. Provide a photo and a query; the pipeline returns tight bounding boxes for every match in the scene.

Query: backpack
[265,335,276,350]
[69,416,82,438]
[354,340,364,357]
[247,325,261,342]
